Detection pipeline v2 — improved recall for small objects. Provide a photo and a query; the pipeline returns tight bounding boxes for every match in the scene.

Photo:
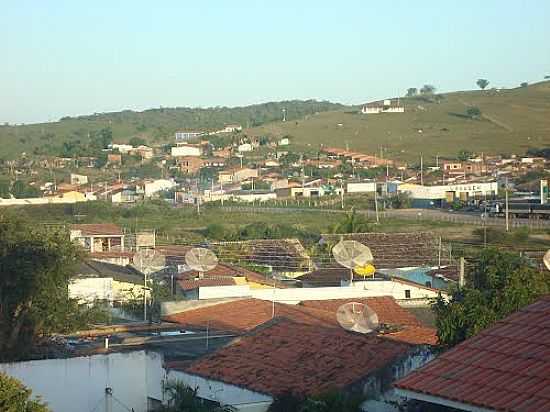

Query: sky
[1,0,549,124]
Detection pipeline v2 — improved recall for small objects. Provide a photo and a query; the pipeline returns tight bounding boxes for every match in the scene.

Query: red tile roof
[300,297,422,327]
[164,297,437,345]
[179,277,237,291]
[71,224,123,236]
[185,319,411,397]
[395,296,550,412]
[163,298,336,332]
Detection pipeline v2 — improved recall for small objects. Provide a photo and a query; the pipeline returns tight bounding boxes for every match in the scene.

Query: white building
[0,351,164,412]
[220,124,242,133]
[144,179,177,197]
[171,145,202,157]
[361,99,405,114]
[70,173,88,186]
[277,137,290,146]
[397,181,498,201]
[238,143,253,153]
[175,131,204,141]
[347,181,376,193]
[111,144,134,154]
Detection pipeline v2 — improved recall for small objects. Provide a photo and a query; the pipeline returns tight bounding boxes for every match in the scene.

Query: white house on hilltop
[361,99,404,114]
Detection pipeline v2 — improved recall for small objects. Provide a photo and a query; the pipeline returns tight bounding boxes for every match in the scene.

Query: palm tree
[330,208,373,234]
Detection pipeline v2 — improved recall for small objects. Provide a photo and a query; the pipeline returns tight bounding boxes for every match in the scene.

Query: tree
[420,84,436,95]
[129,136,146,147]
[330,208,373,234]
[432,248,550,348]
[0,372,50,412]
[466,106,482,119]
[476,79,489,90]
[159,380,235,412]
[545,75,550,80]
[0,219,103,360]
[457,149,473,161]
[520,82,529,88]
[406,88,418,97]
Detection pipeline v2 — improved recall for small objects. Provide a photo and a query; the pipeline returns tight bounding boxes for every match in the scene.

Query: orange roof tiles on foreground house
[394,295,550,412]
[164,296,437,345]
[184,319,413,397]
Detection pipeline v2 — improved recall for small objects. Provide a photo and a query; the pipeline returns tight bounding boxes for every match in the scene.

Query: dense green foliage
[0,373,50,412]
[159,381,235,412]
[476,79,490,90]
[0,219,105,360]
[329,209,373,234]
[433,248,550,348]
[0,100,345,159]
[268,391,364,412]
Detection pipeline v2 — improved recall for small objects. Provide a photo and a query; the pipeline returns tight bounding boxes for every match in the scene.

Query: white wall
[168,370,272,412]
[171,146,201,157]
[347,182,376,193]
[196,281,443,304]
[145,179,176,197]
[398,182,498,200]
[0,351,165,412]
[69,277,113,303]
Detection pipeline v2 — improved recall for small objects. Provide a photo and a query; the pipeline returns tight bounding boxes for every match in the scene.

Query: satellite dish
[332,240,373,269]
[332,240,374,283]
[133,249,166,275]
[185,247,218,277]
[336,302,379,334]
[543,250,550,271]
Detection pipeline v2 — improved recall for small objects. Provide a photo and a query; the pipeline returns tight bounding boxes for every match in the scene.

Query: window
[405,289,411,299]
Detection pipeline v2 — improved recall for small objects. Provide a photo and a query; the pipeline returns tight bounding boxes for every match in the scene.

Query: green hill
[248,81,550,162]
[0,100,345,159]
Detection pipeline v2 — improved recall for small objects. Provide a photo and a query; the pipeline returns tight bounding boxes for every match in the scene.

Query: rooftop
[74,259,144,284]
[184,319,412,397]
[164,297,437,345]
[395,295,550,412]
[71,223,123,236]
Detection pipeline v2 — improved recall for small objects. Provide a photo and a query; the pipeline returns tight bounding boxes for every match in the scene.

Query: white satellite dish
[336,302,379,334]
[185,247,218,277]
[332,240,374,283]
[133,249,166,275]
[543,250,550,271]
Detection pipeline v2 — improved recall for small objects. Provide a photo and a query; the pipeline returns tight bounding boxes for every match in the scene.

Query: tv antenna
[543,250,550,271]
[332,240,374,284]
[133,249,166,321]
[336,302,379,333]
[185,247,218,278]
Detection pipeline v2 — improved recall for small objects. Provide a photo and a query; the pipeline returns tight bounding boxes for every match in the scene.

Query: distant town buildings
[361,98,405,114]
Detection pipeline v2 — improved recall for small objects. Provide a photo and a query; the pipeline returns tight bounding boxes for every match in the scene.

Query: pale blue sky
[1,0,549,124]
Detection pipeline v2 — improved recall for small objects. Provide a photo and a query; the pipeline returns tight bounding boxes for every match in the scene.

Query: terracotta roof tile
[71,223,123,236]
[178,277,237,291]
[184,319,411,397]
[164,297,437,345]
[395,295,550,412]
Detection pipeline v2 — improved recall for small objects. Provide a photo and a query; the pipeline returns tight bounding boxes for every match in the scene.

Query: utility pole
[459,257,465,288]
[340,180,344,209]
[105,388,113,412]
[420,154,424,185]
[374,186,380,223]
[505,177,510,232]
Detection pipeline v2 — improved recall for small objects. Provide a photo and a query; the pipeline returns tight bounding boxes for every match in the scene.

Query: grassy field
[4,200,548,250]
[248,81,550,162]
[0,100,344,159]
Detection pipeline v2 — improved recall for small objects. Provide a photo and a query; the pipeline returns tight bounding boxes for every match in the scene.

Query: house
[69,259,147,305]
[347,181,377,193]
[166,299,435,412]
[218,167,259,184]
[171,144,202,157]
[220,124,242,133]
[394,295,550,412]
[277,137,290,146]
[175,131,204,141]
[361,99,405,114]
[237,143,253,153]
[212,147,232,158]
[107,153,122,166]
[132,145,154,159]
[177,156,204,174]
[442,160,489,177]
[70,173,88,186]
[111,188,141,204]
[110,143,133,154]
[70,224,125,254]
